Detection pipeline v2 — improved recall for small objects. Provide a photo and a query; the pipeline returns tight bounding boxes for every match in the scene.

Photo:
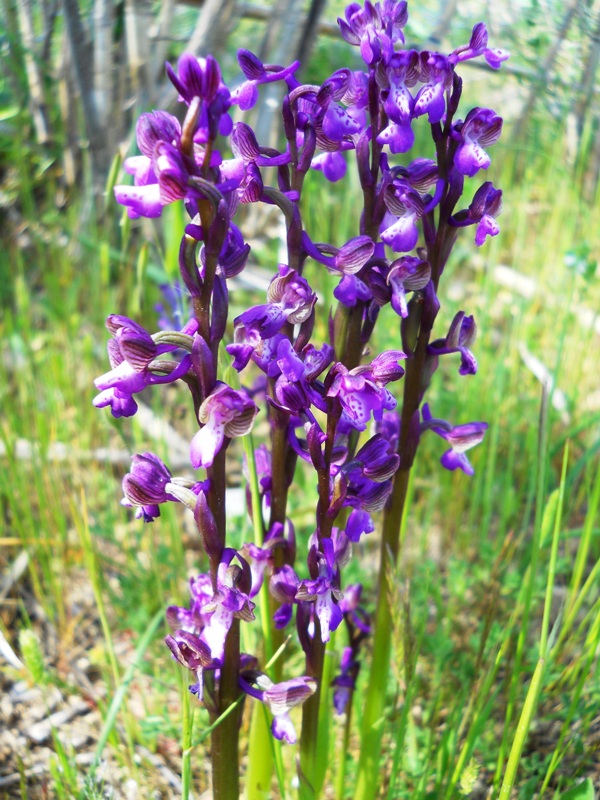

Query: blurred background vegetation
[1,0,600,798]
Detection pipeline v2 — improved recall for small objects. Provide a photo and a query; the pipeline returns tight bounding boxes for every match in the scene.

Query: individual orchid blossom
[380,179,427,252]
[93,315,194,417]
[311,150,348,182]
[201,549,256,661]
[166,573,214,637]
[332,647,359,715]
[412,52,453,123]
[190,383,258,469]
[121,452,179,522]
[421,403,488,475]
[327,351,405,431]
[337,0,408,65]
[344,508,375,543]
[270,564,302,629]
[165,629,215,700]
[387,255,431,317]
[233,266,317,340]
[296,536,346,642]
[448,22,510,71]
[453,107,503,177]
[231,49,300,110]
[449,181,503,246]
[428,311,478,375]
[239,671,316,743]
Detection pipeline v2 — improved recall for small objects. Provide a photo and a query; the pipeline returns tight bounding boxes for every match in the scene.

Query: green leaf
[558,778,595,800]
[0,105,19,121]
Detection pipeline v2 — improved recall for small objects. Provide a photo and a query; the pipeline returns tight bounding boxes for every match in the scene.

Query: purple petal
[474,214,500,246]
[458,347,478,376]
[345,509,374,542]
[190,417,225,469]
[413,82,445,123]
[271,713,297,744]
[380,213,419,252]
[231,81,259,110]
[114,183,163,219]
[376,120,414,154]
[202,604,233,660]
[484,48,510,70]
[454,141,491,177]
[316,592,343,642]
[322,104,362,140]
[311,151,347,182]
[440,449,474,475]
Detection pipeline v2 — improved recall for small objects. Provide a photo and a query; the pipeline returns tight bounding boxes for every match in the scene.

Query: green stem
[335,703,353,800]
[246,702,276,800]
[182,673,193,800]
[354,236,439,798]
[211,619,242,800]
[498,658,545,800]
[243,432,279,799]
[353,470,410,800]
[299,623,326,800]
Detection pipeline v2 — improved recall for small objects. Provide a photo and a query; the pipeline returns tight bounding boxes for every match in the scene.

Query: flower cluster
[95,0,505,794]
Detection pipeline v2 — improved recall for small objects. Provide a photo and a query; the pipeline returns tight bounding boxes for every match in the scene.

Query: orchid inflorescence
[95,2,506,796]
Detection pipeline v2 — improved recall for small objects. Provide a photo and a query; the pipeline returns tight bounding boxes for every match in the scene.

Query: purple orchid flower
[413,52,453,124]
[332,460,396,515]
[296,233,378,308]
[296,535,347,642]
[239,542,273,598]
[231,50,300,110]
[166,53,223,105]
[121,452,178,522]
[344,508,375,543]
[233,266,317,341]
[311,150,348,182]
[380,179,427,252]
[201,548,256,661]
[93,315,193,418]
[221,122,291,203]
[315,69,366,143]
[114,139,223,220]
[270,564,301,629]
[337,0,408,65]
[227,329,286,375]
[332,647,359,715]
[271,339,334,415]
[167,573,214,637]
[449,181,502,245]
[190,382,258,469]
[327,351,405,431]
[166,52,233,140]
[239,671,316,743]
[377,49,419,153]
[351,434,401,481]
[387,255,431,317]
[421,403,488,475]
[453,107,503,177]
[330,434,399,516]
[428,311,478,375]
[113,111,181,219]
[165,630,215,700]
[448,23,510,71]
